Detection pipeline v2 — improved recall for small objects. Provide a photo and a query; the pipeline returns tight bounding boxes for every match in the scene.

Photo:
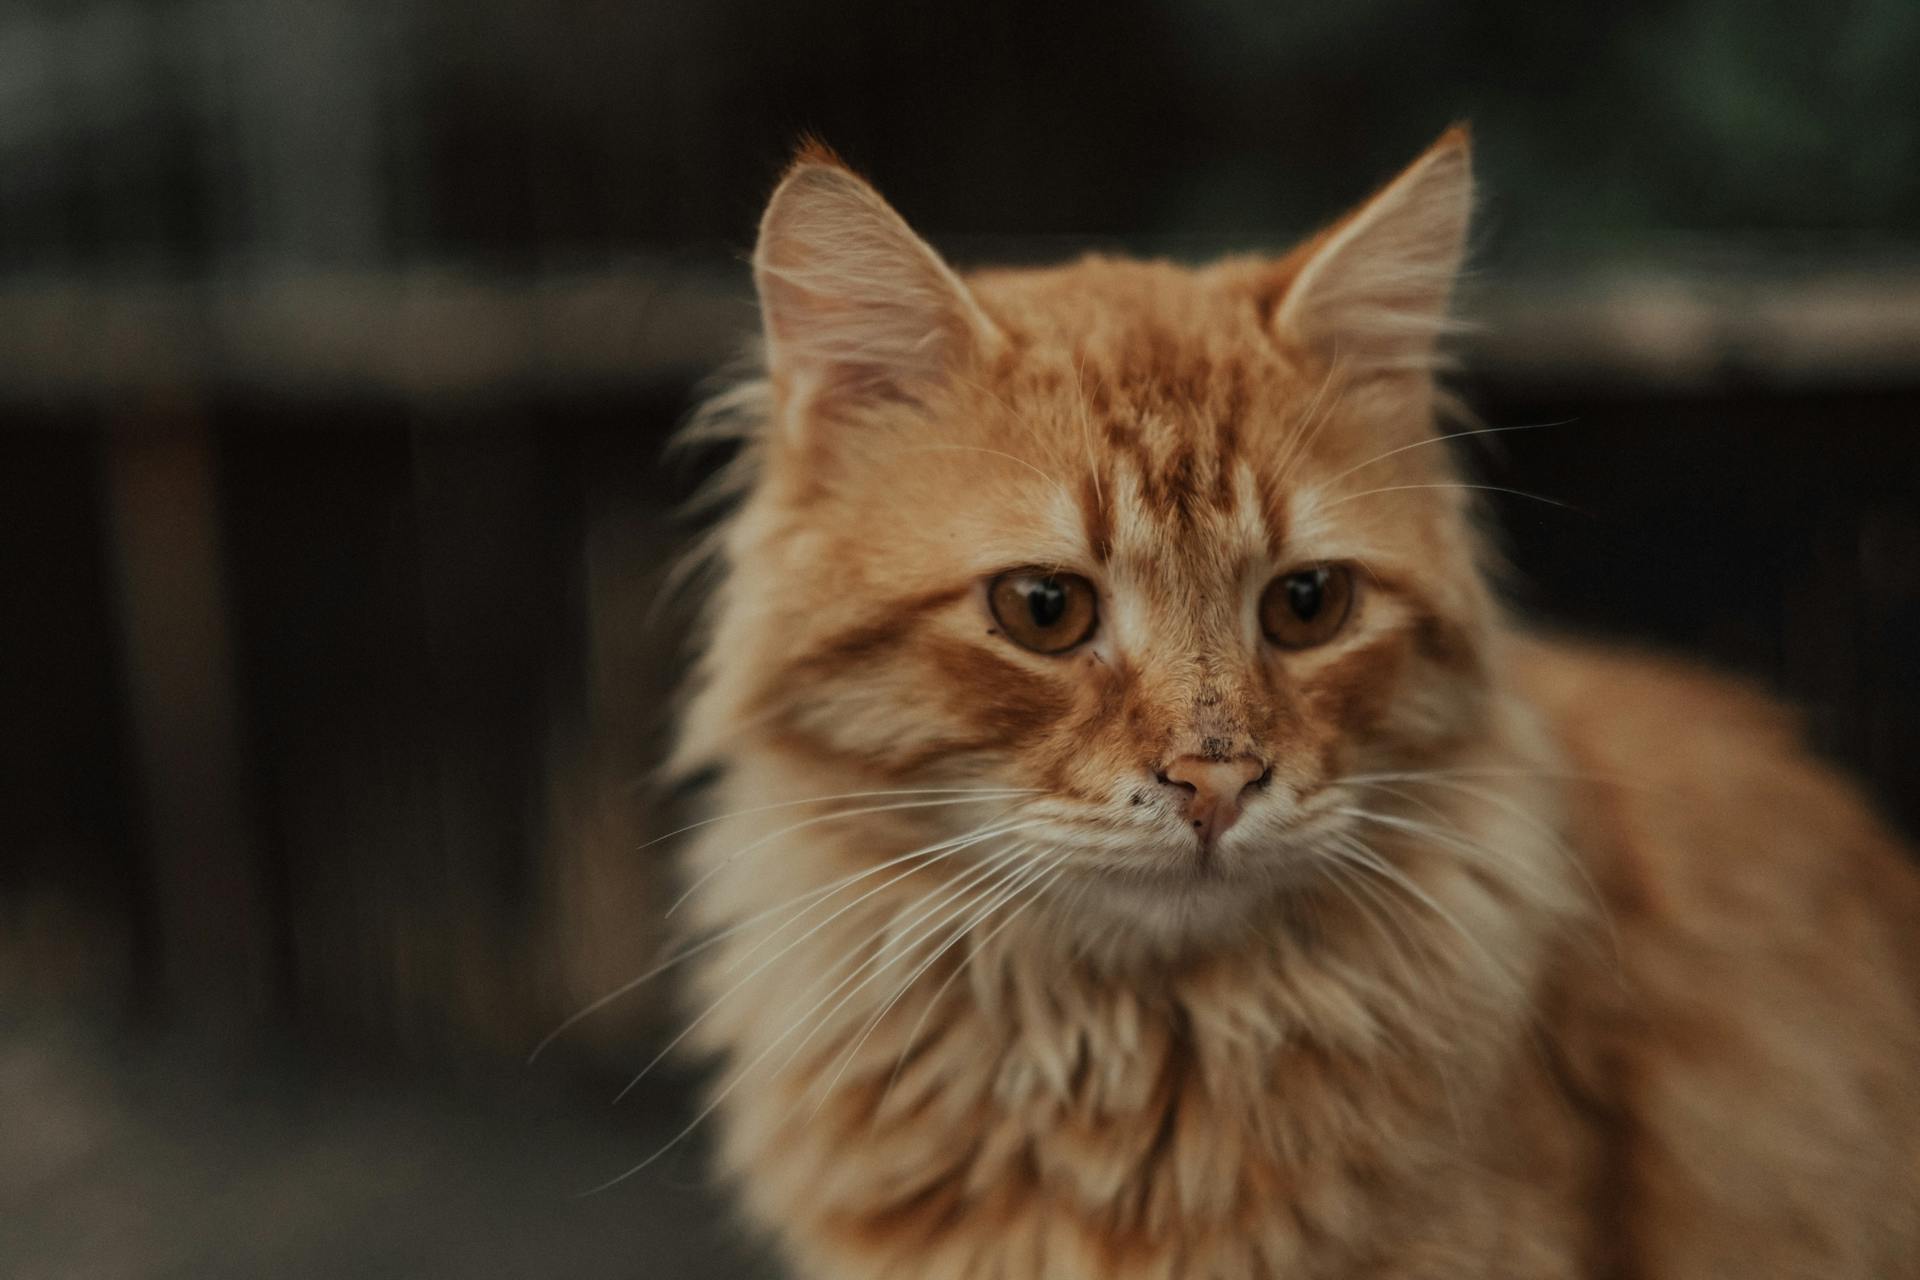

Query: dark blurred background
[4,1,1918,1274]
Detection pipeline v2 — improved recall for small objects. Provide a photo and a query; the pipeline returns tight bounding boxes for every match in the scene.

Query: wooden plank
[1,259,1917,404]
[100,404,270,1019]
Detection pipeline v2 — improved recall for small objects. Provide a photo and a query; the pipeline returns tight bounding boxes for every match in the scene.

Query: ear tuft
[753,143,997,424]
[1268,126,1475,373]
[787,134,850,174]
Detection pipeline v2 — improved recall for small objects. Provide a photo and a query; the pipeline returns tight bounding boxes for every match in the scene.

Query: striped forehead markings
[1081,413,1284,561]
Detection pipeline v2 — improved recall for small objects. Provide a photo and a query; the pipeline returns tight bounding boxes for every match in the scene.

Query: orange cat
[665,129,1920,1277]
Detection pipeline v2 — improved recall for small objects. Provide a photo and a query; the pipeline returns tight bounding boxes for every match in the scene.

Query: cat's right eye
[1260,564,1356,650]
[987,571,1099,655]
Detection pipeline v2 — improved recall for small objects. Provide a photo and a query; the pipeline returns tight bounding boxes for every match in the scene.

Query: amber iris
[1260,564,1356,649]
[989,571,1099,654]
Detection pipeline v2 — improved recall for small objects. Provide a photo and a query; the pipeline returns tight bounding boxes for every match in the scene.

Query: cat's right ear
[1262,126,1475,374]
[753,143,1000,425]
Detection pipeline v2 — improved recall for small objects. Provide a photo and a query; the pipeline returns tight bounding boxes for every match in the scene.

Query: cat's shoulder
[1509,632,1797,761]
[1513,641,1920,1271]
[1508,631,1918,921]
[1505,633,1912,971]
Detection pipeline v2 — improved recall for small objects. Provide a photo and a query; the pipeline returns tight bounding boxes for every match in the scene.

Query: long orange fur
[666,129,1920,1278]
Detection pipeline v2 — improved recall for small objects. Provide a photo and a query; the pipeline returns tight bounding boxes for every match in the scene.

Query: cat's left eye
[1260,564,1356,650]
[988,571,1098,655]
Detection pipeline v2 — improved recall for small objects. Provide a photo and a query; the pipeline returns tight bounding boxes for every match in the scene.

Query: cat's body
[669,133,1920,1277]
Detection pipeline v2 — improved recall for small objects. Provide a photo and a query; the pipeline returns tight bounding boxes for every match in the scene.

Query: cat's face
[695,132,1496,936]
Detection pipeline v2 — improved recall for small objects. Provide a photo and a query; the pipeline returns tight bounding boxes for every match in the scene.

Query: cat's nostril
[1161,755,1266,798]
[1155,754,1268,846]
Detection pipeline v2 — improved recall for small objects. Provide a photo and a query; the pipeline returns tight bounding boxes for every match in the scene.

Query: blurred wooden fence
[3,259,1917,1062]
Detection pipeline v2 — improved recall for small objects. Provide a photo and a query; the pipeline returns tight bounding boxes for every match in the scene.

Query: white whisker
[1313,853,1428,1005]
[880,849,1071,1107]
[527,809,1039,1062]
[1307,853,1465,1129]
[668,795,1032,916]
[1071,349,1105,516]
[1274,360,1345,487]
[1316,419,1575,491]
[609,822,1038,1106]
[1341,776,1619,968]
[767,843,1045,1087]
[816,844,1065,1115]
[579,841,1040,1194]
[1325,828,1520,987]
[632,787,1036,853]
[1324,482,1573,512]
[1341,765,1648,789]
[897,443,1073,506]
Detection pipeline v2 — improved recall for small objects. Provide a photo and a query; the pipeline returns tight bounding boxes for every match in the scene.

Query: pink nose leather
[1159,755,1267,846]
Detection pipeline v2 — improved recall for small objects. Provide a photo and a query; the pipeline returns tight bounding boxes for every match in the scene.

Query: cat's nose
[1155,755,1268,846]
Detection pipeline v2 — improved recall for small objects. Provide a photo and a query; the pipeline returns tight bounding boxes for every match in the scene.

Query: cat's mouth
[1041,790,1367,903]
[1059,822,1335,892]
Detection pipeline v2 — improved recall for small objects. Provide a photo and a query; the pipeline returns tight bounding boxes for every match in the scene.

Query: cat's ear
[753,142,1000,421]
[1267,126,1474,372]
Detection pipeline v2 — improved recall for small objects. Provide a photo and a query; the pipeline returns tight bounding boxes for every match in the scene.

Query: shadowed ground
[0,1018,780,1279]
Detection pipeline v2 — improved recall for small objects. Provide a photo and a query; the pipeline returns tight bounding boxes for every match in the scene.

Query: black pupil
[1027,579,1068,629]
[1286,571,1325,621]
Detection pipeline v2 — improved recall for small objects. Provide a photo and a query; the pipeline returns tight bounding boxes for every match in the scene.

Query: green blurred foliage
[1,0,1915,269]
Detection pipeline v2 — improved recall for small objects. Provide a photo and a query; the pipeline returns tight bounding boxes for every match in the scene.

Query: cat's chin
[1050,852,1313,954]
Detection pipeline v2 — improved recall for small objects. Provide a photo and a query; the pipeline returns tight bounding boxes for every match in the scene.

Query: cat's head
[684,129,1505,939]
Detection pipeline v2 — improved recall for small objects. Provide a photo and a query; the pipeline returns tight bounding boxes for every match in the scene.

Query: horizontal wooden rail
[2,256,1918,405]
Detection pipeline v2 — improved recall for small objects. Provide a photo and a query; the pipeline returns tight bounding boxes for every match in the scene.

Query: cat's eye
[988,571,1098,654]
[1260,564,1356,650]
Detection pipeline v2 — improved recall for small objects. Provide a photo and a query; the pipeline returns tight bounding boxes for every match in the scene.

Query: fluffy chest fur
[680,721,1588,1280]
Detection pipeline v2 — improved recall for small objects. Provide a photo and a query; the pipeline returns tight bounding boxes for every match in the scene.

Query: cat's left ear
[1265,126,1474,372]
[753,142,1002,424]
